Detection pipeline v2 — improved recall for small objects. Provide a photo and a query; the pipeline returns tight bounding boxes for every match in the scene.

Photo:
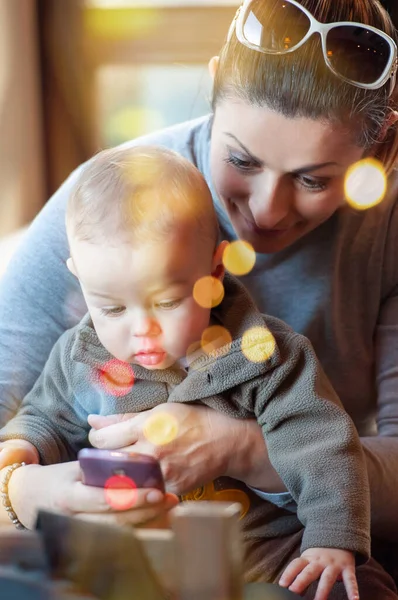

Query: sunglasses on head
[228,0,398,96]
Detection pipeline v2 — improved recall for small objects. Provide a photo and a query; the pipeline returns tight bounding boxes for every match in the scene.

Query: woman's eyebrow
[224,133,263,163]
[225,133,339,173]
[292,162,339,175]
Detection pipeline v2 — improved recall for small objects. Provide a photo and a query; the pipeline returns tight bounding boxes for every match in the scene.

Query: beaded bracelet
[0,462,27,529]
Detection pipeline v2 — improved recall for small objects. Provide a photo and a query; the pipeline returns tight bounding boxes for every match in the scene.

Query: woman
[1,0,398,596]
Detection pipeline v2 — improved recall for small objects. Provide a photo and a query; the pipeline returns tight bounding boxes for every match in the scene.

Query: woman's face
[210,98,365,253]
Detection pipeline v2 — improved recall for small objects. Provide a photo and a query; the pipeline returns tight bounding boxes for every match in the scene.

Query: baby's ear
[66,257,77,277]
[211,240,228,282]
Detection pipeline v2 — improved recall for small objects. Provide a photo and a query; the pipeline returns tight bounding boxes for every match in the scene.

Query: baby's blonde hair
[66,145,219,247]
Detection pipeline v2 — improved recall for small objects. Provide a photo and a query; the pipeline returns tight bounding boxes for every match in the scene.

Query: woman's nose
[249,176,291,229]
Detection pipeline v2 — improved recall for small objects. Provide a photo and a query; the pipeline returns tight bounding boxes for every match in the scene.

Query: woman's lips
[228,201,292,238]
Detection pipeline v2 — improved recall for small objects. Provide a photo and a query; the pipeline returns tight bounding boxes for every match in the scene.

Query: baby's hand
[0,440,39,470]
[279,547,358,600]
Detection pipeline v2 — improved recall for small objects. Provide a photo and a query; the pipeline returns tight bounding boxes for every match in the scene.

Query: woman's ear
[208,56,219,80]
[211,240,228,281]
[378,110,398,142]
[66,257,77,277]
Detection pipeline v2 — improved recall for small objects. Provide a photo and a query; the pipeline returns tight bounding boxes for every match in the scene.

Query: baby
[0,146,368,599]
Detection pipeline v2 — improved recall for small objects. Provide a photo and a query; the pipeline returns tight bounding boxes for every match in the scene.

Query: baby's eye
[155,299,182,310]
[100,306,126,317]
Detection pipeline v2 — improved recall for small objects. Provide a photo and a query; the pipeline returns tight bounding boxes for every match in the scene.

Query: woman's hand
[5,461,178,530]
[88,404,286,495]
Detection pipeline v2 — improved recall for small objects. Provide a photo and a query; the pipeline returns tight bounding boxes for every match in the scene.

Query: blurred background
[0,0,397,271]
[0,0,237,263]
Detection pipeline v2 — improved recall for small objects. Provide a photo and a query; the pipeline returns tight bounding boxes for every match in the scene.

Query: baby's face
[70,230,221,370]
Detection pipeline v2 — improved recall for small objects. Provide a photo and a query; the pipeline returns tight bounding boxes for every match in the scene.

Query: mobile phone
[78,448,165,492]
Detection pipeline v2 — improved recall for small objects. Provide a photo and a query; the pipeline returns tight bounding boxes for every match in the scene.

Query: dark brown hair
[212,0,398,173]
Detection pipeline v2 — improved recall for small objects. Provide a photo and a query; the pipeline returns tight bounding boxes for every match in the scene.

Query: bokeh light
[98,359,135,397]
[123,156,165,225]
[193,276,225,309]
[85,6,160,42]
[241,327,276,363]
[201,325,232,357]
[222,241,256,276]
[344,158,387,210]
[106,106,164,144]
[121,151,204,231]
[104,474,137,511]
[143,412,179,446]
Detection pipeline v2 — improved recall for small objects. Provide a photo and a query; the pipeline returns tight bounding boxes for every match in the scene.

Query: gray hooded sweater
[0,274,370,569]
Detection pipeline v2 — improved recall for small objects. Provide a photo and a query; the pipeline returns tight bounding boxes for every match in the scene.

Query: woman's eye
[100,306,125,317]
[156,300,181,310]
[224,152,259,172]
[296,175,329,192]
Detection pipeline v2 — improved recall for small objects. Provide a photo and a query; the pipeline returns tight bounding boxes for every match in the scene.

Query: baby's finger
[313,566,340,600]
[342,566,359,600]
[279,557,309,588]
[287,562,325,595]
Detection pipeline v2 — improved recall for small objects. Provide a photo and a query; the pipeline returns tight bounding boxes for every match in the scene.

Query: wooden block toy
[0,503,301,599]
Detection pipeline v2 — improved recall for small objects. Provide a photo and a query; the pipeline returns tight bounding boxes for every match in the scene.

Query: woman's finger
[88,414,144,449]
[74,493,179,527]
[58,481,166,515]
[117,440,157,455]
[75,506,168,527]
[87,413,138,430]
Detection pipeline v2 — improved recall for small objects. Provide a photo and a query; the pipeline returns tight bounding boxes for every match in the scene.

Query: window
[83,0,238,146]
